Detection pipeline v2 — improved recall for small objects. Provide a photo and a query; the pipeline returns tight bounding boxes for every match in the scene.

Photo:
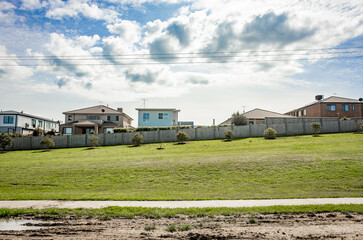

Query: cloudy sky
[1,0,362,125]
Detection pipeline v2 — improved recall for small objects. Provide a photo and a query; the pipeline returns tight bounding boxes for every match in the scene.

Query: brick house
[60,105,133,135]
[285,96,363,118]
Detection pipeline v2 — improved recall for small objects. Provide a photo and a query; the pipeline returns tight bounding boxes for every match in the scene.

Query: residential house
[136,108,180,127]
[60,105,133,135]
[285,96,363,118]
[0,110,60,134]
[220,108,295,125]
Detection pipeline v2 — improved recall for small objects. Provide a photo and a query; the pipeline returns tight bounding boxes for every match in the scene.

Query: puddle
[0,219,47,231]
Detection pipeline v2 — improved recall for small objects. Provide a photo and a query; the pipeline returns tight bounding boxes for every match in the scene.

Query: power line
[1,55,362,67]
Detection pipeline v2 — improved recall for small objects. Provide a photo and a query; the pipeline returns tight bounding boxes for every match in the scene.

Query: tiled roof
[63,105,121,114]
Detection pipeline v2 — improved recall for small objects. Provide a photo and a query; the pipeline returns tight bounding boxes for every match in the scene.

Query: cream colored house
[60,105,133,135]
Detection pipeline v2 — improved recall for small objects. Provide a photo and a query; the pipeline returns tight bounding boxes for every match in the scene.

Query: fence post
[302,118,306,135]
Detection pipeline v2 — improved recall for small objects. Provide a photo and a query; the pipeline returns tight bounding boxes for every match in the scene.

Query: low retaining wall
[10,118,363,150]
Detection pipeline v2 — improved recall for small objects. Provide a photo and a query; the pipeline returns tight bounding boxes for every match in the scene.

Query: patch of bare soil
[0,212,362,239]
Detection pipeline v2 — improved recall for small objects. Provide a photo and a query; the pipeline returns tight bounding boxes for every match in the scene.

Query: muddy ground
[0,212,362,239]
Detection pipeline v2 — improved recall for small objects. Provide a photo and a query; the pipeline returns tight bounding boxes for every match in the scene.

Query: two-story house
[136,108,180,127]
[286,96,363,118]
[60,105,133,134]
[0,110,60,135]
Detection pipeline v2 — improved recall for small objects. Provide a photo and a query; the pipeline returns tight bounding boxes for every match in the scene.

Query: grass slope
[0,133,362,200]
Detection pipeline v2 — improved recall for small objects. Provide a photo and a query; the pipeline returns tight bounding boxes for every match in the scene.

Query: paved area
[0,198,362,209]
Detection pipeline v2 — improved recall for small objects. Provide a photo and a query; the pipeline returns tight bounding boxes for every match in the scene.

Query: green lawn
[0,133,362,200]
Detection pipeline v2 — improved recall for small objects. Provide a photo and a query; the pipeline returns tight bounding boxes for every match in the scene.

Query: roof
[135,108,180,112]
[64,105,122,114]
[0,110,59,123]
[286,96,362,113]
[60,120,121,127]
[63,105,133,120]
[220,108,294,125]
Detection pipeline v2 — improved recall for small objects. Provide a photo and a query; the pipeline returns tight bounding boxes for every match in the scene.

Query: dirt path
[1,212,362,239]
[1,198,362,209]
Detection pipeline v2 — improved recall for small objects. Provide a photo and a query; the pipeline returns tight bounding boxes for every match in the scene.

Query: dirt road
[1,212,362,239]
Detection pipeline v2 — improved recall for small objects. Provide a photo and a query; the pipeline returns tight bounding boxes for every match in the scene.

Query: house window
[302,109,306,116]
[297,111,301,117]
[46,122,50,128]
[143,113,150,123]
[38,121,43,128]
[327,104,336,111]
[3,116,14,124]
[352,104,355,111]
[88,116,100,120]
[64,128,72,134]
[249,121,254,125]
[158,113,168,119]
[68,115,72,121]
[104,128,114,133]
[31,119,36,128]
[341,104,349,111]
[107,116,119,121]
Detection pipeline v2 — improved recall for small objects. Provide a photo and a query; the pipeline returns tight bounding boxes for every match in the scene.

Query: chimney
[315,95,324,101]
[117,108,123,113]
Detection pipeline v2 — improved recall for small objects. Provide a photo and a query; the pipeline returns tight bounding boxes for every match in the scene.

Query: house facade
[60,105,133,135]
[285,96,363,118]
[0,110,60,135]
[136,108,180,127]
[220,108,295,125]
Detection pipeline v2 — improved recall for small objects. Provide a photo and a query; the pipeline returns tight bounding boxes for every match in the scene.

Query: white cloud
[107,20,141,43]
[21,0,47,10]
[46,0,120,23]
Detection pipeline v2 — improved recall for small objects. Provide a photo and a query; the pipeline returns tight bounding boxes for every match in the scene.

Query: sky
[0,0,362,126]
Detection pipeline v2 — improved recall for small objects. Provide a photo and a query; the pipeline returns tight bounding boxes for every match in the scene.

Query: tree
[231,111,247,126]
[224,130,234,141]
[40,137,55,150]
[310,122,322,137]
[176,131,189,144]
[264,127,277,139]
[33,127,44,136]
[0,132,13,152]
[131,133,143,146]
[88,135,99,148]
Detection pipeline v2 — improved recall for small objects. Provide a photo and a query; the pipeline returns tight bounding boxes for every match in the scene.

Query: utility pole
[242,106,246,113]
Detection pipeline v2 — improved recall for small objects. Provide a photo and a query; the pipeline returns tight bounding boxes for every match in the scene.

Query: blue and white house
[136,108,180,127]
[0,110,60,135]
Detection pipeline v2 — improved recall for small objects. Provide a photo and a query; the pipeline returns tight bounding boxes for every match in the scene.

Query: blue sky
[0,0,363,125]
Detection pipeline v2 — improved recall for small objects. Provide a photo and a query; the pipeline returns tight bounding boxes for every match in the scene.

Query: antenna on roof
[333,93,338,96]
[142,99,147,108]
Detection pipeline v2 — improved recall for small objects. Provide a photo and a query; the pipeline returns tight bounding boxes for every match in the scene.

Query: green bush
[0,132,13,151]
[224,130,234,141]
[131,133,143,146]
[46,129,57,136]
[310,122,322,137]
[10,132,23,138]
[231,111,247,126]
[113,128,128,133]
[176,131,189,143]
[88,135,99,148]
[33,128,44,136]
[264,127,277,139]
[355,122,363,133]
[40,137,55,150]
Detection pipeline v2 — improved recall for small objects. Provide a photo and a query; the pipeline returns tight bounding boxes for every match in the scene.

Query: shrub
[40,137,55,150]
[231,111,247,126]
[131,133,143,146]
[89,130,95,134]
[114,128,128,133]
[310,122,322,137]
[341,116,348,120]
[176,131,189,143]
[224,130,234,141]
[33,128,44,136]
[88,135,99,148]
[46,129,57,136]
[355,122,363,133]
[0,132,13,151]
[264,127,277,139]
[10,132,23,138]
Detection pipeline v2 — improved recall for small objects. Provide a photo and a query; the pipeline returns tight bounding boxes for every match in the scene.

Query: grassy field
[1,204,362,219]
[0,133,362,200]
